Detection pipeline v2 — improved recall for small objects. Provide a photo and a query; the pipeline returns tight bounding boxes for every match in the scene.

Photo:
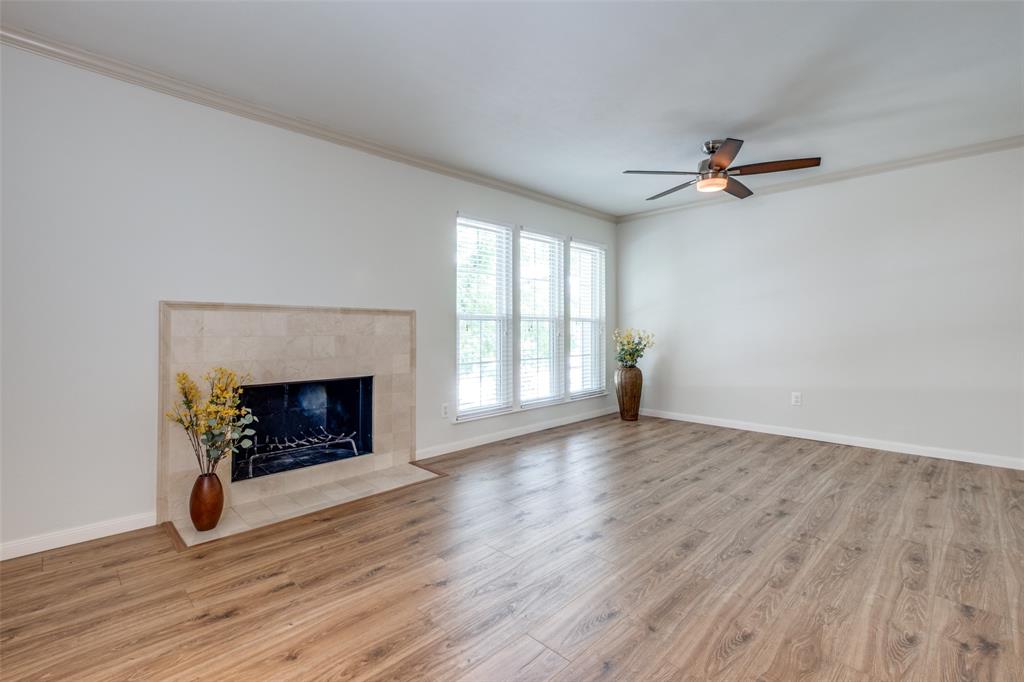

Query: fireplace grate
[246,428,359,478]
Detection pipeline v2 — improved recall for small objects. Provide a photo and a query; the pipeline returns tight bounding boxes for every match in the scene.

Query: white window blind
[457,217,513,418]
[519,231,564,405]
[569,242,607,397]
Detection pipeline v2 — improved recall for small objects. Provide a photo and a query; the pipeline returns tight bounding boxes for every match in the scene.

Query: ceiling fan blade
[729,157,821,176]
[623,170,700,175]
[709,138,743,170]
[646,178,698,201]
[724,177,753,199]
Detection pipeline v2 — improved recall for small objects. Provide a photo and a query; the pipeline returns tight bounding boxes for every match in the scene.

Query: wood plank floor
[2,416,1022,681]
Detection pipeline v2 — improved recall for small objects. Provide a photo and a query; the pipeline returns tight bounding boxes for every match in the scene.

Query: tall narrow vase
[189,473,224,531]
[615,366,643,421]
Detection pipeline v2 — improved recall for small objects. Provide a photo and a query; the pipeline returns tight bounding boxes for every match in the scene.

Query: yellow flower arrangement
[166,368,257,475]
[613,328,655,368]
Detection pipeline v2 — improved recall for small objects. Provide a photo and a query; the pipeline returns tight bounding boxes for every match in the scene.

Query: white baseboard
[641,408,1024,471]
[416,407,618,461]
[1,511,157,560]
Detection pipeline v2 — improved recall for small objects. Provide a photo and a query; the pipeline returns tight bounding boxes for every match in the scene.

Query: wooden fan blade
[623,170,700,175]
[729,157,821,176]
[724,177,753,199]
[646,178,698,201]
[709,138,743,170]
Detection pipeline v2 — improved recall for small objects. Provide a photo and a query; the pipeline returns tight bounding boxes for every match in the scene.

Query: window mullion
[511,224,522,412]
[563,235,572,402]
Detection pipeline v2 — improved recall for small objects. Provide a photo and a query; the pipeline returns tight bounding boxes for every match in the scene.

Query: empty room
[1,1,1022,680]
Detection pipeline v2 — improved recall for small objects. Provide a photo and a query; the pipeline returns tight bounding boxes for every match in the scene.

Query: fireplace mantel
[157,301,415,525]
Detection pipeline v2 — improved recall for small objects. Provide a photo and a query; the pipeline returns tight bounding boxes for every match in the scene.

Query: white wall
[619,146,1024,468]
[0,47,617,548]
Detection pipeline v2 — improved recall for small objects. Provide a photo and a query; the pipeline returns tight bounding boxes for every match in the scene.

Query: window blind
[456,217,514,418]
[569,241,607,397]
[519,231,564,405]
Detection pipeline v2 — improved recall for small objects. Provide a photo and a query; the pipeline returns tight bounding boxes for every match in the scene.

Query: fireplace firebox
[231,376,373,481]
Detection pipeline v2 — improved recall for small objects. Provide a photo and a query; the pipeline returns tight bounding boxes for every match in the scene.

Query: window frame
[455,216,515,420]
[567,238,608,400]
[455,214,608,422]
[517,228,566,409]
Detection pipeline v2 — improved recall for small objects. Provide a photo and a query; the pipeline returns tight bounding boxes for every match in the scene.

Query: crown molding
[616,134,1024,224]
[0,25,616,223]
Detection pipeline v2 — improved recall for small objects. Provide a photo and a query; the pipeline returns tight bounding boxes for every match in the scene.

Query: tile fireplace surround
[158,301,421,544]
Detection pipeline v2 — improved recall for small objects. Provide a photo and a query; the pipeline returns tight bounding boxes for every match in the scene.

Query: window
[519,231,564,405]
[569,242,607,397]
[456,217,513,417]
[456,216,606,420]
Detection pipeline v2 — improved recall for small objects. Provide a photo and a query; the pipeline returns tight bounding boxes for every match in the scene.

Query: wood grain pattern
[2,416,1022,681]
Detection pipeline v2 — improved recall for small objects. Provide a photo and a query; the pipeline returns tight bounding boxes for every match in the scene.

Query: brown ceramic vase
[615,366,643,421]
[189,473,224,531]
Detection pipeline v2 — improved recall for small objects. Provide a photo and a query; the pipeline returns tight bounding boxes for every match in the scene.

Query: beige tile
[392,373,413,392]
[392,354,411,374]
[285,336,313,359]
[262,493,306,517]
[202,336,234,361]
[394,430,412,452]
[174,520,223,547]
[255,337,287,360]
[341,474,384,495]
[235,337,261,361]
[284,360,312,377]
[374,433,394,454]
[216,509,251,536]
[233,500,277,527]
[312,336,335,359]
[261,312,289,336]
[171,310,204,337]
[203,310,261,337]
[289,487,333,509]
[316,481,362,504]
[310,358,346,378]
[376,466,417,485]
[374,316,410,337]
[252,361,285,383]
[375,409,394,433]
[395,464,437,483]
[170,337,203,363]
[391,391,411,410]
[344,314,376,335]
[374,374,393,395]
[392,405,411,426]
[285,312,315,336]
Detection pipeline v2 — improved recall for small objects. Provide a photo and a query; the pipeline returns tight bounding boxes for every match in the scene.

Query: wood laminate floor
[2,416,1022,681]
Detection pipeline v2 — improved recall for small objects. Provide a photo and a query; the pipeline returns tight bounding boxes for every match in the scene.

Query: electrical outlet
[791,392,802,407]
[441,403,449,419]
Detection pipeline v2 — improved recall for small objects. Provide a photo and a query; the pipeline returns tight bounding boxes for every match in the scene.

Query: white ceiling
[3,1,1022,217]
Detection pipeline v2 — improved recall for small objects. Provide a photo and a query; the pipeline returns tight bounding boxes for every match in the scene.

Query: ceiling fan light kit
[695,172,728,192]
[624,138,822,201]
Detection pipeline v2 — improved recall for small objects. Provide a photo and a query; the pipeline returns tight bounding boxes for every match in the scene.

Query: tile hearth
[172,462,438,547]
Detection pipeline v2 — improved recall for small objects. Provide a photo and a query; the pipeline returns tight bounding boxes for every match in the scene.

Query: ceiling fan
[624,138,821,201]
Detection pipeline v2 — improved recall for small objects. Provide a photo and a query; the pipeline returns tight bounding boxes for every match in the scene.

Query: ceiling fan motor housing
[702,139,727,156]
[698,159,730,176]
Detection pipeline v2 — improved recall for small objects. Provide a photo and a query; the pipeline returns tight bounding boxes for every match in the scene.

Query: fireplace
[231,376,373,481]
